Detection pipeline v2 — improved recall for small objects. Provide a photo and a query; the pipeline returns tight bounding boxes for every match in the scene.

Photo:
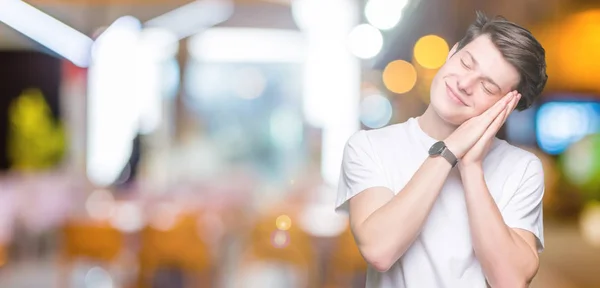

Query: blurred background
[0,0,598,287]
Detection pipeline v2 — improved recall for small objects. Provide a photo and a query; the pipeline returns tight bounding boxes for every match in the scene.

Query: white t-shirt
[336,117,544,288]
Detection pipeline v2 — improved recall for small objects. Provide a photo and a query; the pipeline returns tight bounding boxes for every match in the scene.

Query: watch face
[428,141,446,156]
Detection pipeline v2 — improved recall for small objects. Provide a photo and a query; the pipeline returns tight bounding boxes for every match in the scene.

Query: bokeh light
[84,266,114,288]
[537,102,600,155]
[298,198,348,238]
[413,35,449,69]
[534,10,600,93]
[276,215,292,231]
[85,189,115,220]
[382,60,417,94]
[560,134,600,197]
[231,67,267,99]
[580,201,600,247]
[271,230,290,248]
[347,24,383,59]
[149,202,180,231]
[505,107,538,146]
[109,202,143,233]
[291,0,354,32]
[364,0,408,30]
[360,94,393,129]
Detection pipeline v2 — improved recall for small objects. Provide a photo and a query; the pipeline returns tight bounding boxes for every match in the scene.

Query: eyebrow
[465,51,503,93]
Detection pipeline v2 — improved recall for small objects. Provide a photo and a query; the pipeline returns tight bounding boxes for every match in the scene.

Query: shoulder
[491,139,544,176]
[346,121,411,150]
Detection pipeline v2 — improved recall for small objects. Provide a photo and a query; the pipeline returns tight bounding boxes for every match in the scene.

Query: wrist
[458,162,483,176]
[443,139,461,159]
[429,141,458,167]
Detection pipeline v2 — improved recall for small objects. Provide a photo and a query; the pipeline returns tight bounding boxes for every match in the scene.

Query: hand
[460,91,521,169]
[444,91,518,159]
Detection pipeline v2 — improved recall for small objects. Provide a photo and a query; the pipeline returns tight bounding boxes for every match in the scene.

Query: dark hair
[455,11,547,111]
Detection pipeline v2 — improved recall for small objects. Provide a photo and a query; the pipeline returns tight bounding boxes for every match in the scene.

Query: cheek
[472,97,500,116]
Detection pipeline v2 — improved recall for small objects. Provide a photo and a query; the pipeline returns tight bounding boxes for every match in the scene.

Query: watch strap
[441,146,458,167]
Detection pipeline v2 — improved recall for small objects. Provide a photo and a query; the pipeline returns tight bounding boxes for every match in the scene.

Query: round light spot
[85,189,115,220]
[560,134,600,198]
[382,60,417,94]
[109,202,143,233]
[347,24,383,59]
[413,35,449,69]
[85,266,114,288]
[580,201,600,247]
[231,67,267,99]
[360,94,393,129]
[275,215,292,231]
[271,230,290,248]
[149,202,180,231]
[364,0,408,30]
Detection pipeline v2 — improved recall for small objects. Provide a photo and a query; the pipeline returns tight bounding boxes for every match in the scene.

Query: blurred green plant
[7,88,66,171]
[559,133,600,202]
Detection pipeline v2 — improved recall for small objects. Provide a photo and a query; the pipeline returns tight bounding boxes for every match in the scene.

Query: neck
[418,105,459,141]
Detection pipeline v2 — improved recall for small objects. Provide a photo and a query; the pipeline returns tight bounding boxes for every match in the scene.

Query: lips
[445,83,468,106]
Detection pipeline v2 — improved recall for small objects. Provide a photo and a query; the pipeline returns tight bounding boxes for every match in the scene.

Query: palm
[461,133,493,164]
[461,93,520,166]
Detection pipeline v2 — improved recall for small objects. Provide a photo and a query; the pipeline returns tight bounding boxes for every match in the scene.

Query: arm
[349,156,453,272]
[341,93,514,272]
[457,92,541,287]
[461,163,541,288]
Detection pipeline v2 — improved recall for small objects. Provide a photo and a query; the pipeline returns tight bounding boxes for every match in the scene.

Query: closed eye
[481,82,495,95]
[461,59,471,69]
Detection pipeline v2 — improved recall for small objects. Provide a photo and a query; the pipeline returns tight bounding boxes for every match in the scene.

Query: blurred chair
[59,220,125,287]
[325,225,367,288]
[136,212,213,288]
[237,211,317,288]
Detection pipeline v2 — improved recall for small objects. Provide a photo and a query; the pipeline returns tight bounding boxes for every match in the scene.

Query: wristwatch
[428,141,458,167]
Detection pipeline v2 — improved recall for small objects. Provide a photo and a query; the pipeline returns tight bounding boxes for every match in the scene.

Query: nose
[457,72,477,96]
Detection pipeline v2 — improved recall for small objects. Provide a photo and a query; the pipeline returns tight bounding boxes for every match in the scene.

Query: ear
[447,43,459,60]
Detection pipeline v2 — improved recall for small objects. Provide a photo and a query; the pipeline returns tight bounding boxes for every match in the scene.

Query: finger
[502,93,520,122]
[486,93,519,134]
[469,91,516,140]
[483,91,515,118]
[506,93,519,115]
[512,93,521,112]
[481,104,508,141]
[480,91,515,122]
[500,93,520,125]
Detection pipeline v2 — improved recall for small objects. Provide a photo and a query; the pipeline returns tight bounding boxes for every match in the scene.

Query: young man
[336,12,548,288]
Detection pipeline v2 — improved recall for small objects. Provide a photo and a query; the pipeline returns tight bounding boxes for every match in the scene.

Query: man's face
[429,34,520,125]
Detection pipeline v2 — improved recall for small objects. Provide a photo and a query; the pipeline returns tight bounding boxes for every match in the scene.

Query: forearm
[461,166,538,287]
[356,156,452,271]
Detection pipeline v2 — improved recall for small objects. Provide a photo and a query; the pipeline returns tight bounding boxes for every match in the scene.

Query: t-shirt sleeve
[335,130,388,214]
[501,158,545,252]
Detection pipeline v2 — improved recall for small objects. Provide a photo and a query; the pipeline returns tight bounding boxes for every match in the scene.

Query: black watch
[428,141,458,167]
